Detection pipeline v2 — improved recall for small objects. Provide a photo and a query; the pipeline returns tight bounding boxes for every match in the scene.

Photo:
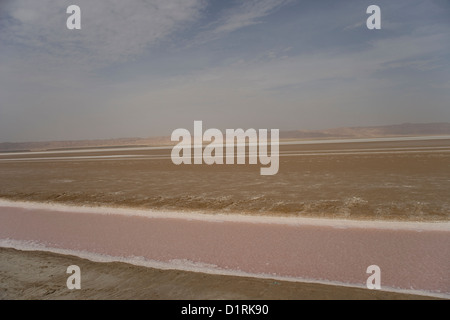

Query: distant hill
[1,122,449,152]
[280,122,450,139]
[0,137,172,152]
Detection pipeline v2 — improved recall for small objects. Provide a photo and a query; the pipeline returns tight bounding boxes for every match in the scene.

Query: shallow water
[0,204,449,297]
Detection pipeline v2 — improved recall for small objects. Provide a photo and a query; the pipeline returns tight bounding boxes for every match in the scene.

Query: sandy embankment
[0,247,438,300]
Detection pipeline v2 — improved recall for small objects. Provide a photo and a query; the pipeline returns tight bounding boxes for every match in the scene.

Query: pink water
[0,204,449,297]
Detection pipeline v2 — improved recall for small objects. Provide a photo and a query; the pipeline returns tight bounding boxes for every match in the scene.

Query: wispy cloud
[0,0,205,69]
[0,0,449,142]
[213,0,290,34]
[195,0,291,43]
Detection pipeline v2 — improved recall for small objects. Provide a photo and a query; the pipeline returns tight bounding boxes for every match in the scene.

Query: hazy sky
[1,0,449,142]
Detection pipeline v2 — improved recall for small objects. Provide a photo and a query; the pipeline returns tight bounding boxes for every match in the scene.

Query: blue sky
[0,0,449,142]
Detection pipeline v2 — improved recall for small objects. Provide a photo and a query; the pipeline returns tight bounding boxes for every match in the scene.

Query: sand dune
[2,123,450,152]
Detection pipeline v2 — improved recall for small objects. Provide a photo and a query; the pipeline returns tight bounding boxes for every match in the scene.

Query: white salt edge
[0,199,449,231]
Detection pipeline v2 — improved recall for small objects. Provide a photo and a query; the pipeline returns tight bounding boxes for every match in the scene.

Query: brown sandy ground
[1,139,449,221]
[0,247,439,300]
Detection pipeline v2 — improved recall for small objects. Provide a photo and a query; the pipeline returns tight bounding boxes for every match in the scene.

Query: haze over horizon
[1,0,449,143]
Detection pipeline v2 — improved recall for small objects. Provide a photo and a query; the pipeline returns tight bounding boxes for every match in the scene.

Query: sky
[0,0,449,142]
